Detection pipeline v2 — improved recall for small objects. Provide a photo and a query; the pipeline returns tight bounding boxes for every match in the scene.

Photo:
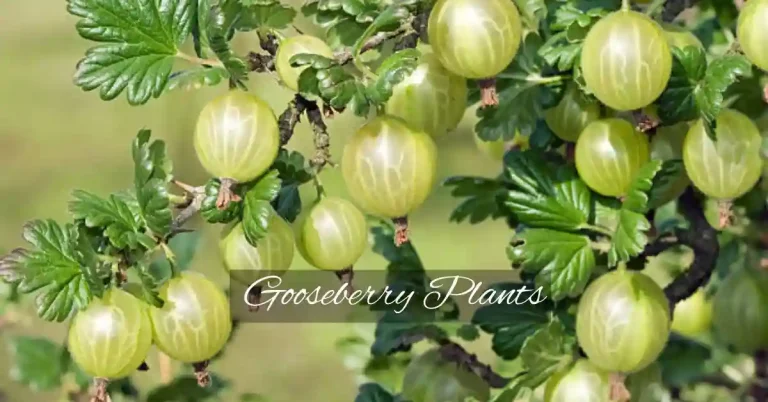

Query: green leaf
[657,334,712,387]
[607,209,650,266]
[623,160,663,213]
[67,0,194,104]
[167,67,227,91]
[7,336,69,391]
[539,32,582,71]
[146,374,230,402]
[149,231,201,277]
[242,170,282,245]
[208,5,249,86]
[69,190,155,250]
[132,130,173,238]
[354,383,395,402]
[368,48,421,104]
[294,55,367,111]
[514,0,547,30]
[8,220,97,321]
[472,283,552,359]
[443,176,509,224]
[504,151,591,231]
[200,179,244,224]
[273,183,302,223]
[509,229,595,300]
[272,149,313,184]
[647,160,686,210]
[236,2,298,30]
[518,319,576,388]
[656,47,752,138]
[475,34,564,141]
[456,324,480,341]
[193,0,212,56]
[134,262,165,307]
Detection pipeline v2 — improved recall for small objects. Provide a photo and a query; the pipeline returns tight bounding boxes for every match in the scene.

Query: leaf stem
[622,0,631,11]
[580,223,614,237]
[176,51,224,68]
[496,72,570,84]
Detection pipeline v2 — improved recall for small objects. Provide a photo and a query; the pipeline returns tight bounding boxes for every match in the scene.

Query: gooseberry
[68,289,152,379]
[712,267,768,353]
[671,290,713,337]
[194,90,280,182]
[576,269,670,373]
[427,0,523,79]
[295,196,368,271]
[275,35,334,93]
[544,359,611,402]
[581,10,672,111]
[149,272,232,363]
[662,23,703,49]
[683,109,762,201]
[341,115,437,218]
[737,0,768,71]
[383,48,468,137]
[575,118,650,197]
[220,212,295,285]
[544,84,601,142]
[401,348,490,402]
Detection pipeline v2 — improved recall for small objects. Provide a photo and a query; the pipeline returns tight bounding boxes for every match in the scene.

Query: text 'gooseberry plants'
[0,0,767,401]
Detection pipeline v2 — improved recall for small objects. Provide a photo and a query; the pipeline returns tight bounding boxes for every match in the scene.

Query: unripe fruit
[342,116,437,218]
[581,10,672,111]
[649,122,690,206]
[68,289,152,379]
[194,91,280,182]
[220,213,295,285]
[575,118,650,197]
[149,272,232,363]
[296,197,368,271]
[383,48,468,137]
[402,348,490,402]
[671,290,713,337]
[275,35,334,92]
[712,267,768,353]
[625,363,666,402]
[428,0,523,79]
[544,85,601,142]
[544,359,611,402]
[737,0,768,71]
[576,269,670,373]
[683,109,763,200]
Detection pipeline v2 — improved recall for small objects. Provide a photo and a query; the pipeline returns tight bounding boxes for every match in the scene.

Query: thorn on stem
[393,216,409,247]
[247,286,262,313]
[215,178,241,210]
[193,361,211,388]
[90,378,110,402]
[478,79,499,107]
[334,266,355,296]
[609,373,631,402]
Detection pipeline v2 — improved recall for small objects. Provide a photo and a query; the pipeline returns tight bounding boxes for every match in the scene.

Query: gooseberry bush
[0,0,768,401]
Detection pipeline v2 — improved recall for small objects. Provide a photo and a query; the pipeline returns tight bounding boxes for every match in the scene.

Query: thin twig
[278,94,311,145]
[170,187,206,235]
[335,20,415,65]
[305,100,333,171]
[437,342,511,388]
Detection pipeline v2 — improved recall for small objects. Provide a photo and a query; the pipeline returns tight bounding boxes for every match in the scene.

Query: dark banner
[228,269,549,323]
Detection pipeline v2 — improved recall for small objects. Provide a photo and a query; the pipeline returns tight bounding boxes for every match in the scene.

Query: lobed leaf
[508,228,595,300]
[606,209,650,266]
[200,179,245,224]
[443,176,509,224]
[503,151,591,231]
[132,130,173,238]
[67,0,195,104]
[518,320,576,388]
[167,67,227,91]
[242,170,282,245]
[368,48,421,104]
[623,160,663,214]
[69,190,155,250]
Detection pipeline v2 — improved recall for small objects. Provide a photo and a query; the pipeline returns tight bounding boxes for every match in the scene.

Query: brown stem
[662,0,699,22]
[437,342,510,388]
[170,188,206,236]
[478,79,499,107]
[662,189,719,314]
[334,266,355,296]
[718,200,733,229]
[215,178,241,210]
[335,20,415,65]
[193,361,211,388]
[89,378,109,402]
[393,216,409,247]
[752,350,768,401]
[609,373,631,402]
[278,94,310,145]
[247,52,275,72]
[305,101,333,171]
[632,109,659,133]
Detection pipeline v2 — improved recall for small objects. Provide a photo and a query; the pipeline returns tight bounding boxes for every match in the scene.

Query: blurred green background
[0,1,512,400]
